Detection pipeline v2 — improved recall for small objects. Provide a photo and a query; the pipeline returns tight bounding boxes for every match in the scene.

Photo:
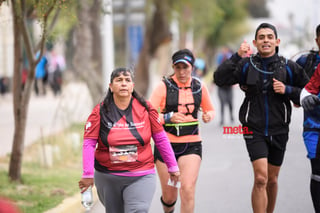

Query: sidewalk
[0,81,92,157]
[44,187,99,213]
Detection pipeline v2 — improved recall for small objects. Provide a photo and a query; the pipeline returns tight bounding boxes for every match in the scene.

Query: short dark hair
[255,23,279,53]
[255,23,278,39]
[316,24,320,37]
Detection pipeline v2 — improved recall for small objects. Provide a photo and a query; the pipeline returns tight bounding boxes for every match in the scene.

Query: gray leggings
[94,170,156,213]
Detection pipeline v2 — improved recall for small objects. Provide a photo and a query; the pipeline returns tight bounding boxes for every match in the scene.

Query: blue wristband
[285,85,292,94]
[164,112,173,123]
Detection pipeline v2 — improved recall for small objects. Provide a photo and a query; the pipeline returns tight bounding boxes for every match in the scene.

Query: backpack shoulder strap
[282,57,293,85]
[240,62,249,85]
[304,50,318,77]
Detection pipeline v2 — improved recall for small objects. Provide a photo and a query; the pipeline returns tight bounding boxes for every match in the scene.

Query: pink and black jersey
[84,98,163,174]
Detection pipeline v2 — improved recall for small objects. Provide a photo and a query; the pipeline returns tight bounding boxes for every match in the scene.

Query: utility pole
[124,0,130,67]
[101,0,114,90]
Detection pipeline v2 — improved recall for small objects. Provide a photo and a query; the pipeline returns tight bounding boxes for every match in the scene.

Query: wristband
[164,112,173,123]
[285,85,292,94]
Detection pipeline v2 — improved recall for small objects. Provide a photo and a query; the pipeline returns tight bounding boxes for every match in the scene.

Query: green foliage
[0,169,78,213]
[171,0,221,38]
[207,0,249,47]
[46,0,78,41]
[0,123,84,213]
[32,0,73,18]
[10,0,78,45]
[4,0,78,52]
[169,0,249,48]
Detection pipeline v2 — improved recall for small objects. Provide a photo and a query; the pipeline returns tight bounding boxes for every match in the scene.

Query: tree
[171,0,249,53]
[133,0,249,95]
[7,0,63,182]
[207,0,249,46]
[134,0,171,96]
[72,0,103,105]
[4,0,103,182]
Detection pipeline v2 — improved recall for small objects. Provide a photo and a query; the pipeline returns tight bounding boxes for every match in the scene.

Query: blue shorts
[303,131,320,159]
[154,142,202,163]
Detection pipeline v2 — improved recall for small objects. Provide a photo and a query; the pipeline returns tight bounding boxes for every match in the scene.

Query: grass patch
[0,123,85,213]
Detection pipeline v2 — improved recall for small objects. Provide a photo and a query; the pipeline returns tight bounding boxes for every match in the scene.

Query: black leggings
[310,158,320,213]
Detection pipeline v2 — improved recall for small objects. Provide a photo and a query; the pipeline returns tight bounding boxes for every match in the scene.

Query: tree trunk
[9,1,24,181]
[72,0,103,106]
[134,30,150,96]
[11,61,36,181]
[9,0,36,182]
[8,0,56,182]
[135,0,171,96]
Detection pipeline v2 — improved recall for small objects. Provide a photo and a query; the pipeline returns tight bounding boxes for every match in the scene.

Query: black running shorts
[244,134,288,166]
[154,142,202,163]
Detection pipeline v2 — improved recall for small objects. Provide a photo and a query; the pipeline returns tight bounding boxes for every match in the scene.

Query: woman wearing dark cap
[150,49,215,213]
[214,23,309,213]
[78,68,180,213]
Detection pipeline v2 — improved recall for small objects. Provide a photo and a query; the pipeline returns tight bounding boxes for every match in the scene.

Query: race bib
[109,145,138,163]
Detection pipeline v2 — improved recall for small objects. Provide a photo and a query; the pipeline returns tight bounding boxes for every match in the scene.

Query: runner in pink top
[78,68,180,213]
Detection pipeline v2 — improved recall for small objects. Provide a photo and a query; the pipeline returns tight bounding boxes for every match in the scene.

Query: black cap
[255,23,279,53]
[172,49,195,66]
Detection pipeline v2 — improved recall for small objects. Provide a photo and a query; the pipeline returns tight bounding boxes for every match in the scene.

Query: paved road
[88,84,314,213]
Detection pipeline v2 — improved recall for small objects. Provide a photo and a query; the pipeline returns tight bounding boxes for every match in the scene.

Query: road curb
[44,187,98,213]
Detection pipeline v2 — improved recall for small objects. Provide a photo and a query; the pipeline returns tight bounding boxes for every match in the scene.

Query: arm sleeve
[213,53,242,87]
[82,138,97,178]
[153,131,179,173]
[149,82,167,124]
[82,104,100,178]
[200,83,215,120]
[300,88,313,104]
[285,61,310,106]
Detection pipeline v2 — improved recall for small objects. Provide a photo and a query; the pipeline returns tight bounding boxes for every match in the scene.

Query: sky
[267,0,319,57]
[267,0,318,30]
